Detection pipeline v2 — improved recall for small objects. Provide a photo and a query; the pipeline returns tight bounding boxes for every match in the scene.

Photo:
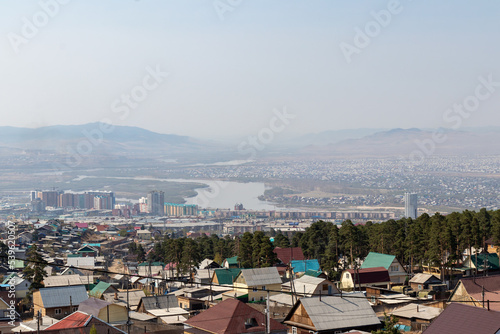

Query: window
[253,287,258,292]
[260,296,264,301]
[391,265,399,272]
[292,326,297,334]
[55,309,62,315]
[346,273,350,278]
[72,307,78,312]
[245,318,258,329]
[262,286,266,291]
[322,284,328,291]
[418,285,422,290]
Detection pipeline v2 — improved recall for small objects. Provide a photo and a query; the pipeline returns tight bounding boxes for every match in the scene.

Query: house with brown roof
[340,267,391,291]
[273,247,305,265]
[448,275,500,311]
[424,303,500,334]
[184,298,287,334]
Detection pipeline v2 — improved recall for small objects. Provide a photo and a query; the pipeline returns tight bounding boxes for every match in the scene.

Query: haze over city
[1,1,500,139]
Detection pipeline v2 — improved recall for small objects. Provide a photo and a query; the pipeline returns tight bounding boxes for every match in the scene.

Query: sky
[1,0,500,140]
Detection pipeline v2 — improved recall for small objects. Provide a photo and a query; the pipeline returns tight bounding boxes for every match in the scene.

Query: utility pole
[266,290,270,334]
[127,274,130,334]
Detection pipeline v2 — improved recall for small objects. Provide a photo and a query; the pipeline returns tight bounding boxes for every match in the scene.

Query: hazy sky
[1,0,500,139]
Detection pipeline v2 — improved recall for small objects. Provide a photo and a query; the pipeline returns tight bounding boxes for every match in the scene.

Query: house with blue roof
[290,259,320,277]
[360,252,407,284]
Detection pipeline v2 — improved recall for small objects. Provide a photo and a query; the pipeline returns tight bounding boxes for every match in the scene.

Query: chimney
[114,292,118,300]
[417,304,419,312]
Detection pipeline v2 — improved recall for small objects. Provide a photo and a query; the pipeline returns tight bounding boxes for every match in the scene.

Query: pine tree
[23,244,47,291]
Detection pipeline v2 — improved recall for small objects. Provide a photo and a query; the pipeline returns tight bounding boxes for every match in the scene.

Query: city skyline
[1,1,500,139]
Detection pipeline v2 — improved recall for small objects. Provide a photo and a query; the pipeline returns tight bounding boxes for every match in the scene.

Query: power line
[5,254,500,304]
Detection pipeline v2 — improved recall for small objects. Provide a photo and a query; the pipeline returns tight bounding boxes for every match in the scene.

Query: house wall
[98,304,128,323]
[388,259,407,284]
[288,304,314,329]
[233,282,281,302]
[340,272,354,290]
[45,306,79,319]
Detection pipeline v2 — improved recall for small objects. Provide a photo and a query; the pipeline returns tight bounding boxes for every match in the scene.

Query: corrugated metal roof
[239,267,282,287]
[290,259,320,273]
[44,274,92,287]
[409,273,442,284]
[285,293,380,331]
[424,303,500,334]
[213,268,241,285]
[140,295,178,311]
[78,297,112,316]
[390,303,442,320]
[360,252,395,270]
[39,285,88,308]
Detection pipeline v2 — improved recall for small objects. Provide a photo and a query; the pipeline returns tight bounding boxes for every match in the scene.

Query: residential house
[229,267,282,302]
[33,285,88,319]
[198,258,221,270]
[138,262,165,277]
[184,298,288,334]
[461,253,500,276]
[102,290,146,311]
[136,229,152,240]
[283,293,381,334]
[1,274,30,299]
[360,252,407,284]
[0,296,20,322]
[43,275,93,288]
[89,281,119,299]
[76,244,99,257]
[273,247,305,266]
[448,275,500,311]
[409,273,443,291]
[423,303,500,334]
[43,311,126,333]
[290,259,320,277]
[222,256,239,269]
[282,275,339,297]
[390,303,443,332]
[136,295,188,325]
[78,297,128,325]
[340,267,391,291]
[211,268,241,286]
[137,295,178,313]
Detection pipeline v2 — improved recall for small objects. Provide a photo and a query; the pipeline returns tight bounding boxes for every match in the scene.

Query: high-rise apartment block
[404,192,418,219]
[147,190,165,216]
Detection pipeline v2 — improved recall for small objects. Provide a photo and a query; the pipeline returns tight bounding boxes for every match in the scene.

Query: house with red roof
[41,311,126,334]
[340,267,391,291]
[184,298,288,334]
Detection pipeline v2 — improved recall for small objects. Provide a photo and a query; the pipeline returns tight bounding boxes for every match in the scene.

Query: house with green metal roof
[462,253,500,275]
[89,281,119,299]
[360,252,407,284]
[212,268,242,286]
[222,256,239,269]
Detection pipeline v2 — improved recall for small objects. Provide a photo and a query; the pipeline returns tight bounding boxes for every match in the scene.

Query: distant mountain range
[1,124,500,162]
[298,127,500,157]
[0,123,217,157]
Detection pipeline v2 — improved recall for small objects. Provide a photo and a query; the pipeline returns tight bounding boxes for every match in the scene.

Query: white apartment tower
[404,192,418,219]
